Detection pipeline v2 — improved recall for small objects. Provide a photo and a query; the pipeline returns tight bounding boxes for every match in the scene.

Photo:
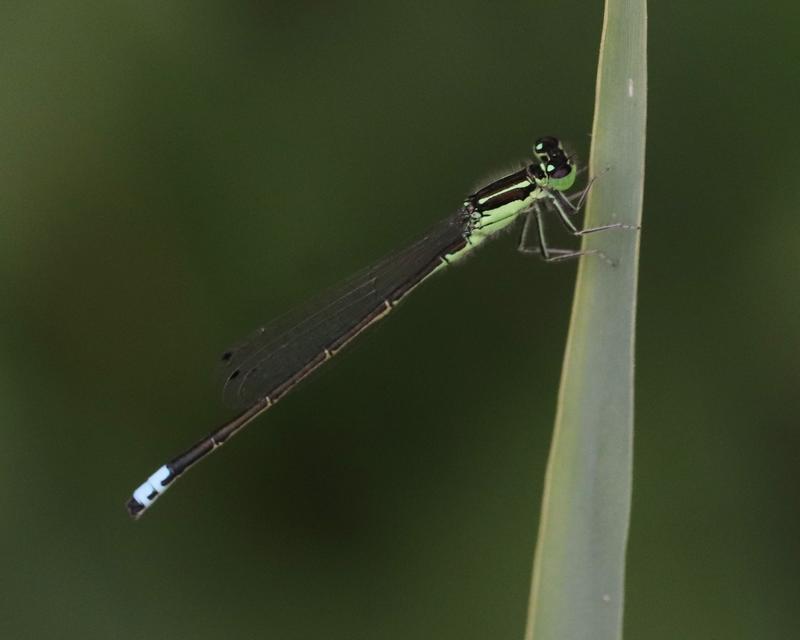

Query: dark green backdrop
[2,2,798,638]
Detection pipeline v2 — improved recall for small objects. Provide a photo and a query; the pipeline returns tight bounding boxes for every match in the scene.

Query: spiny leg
[563,166,613,209]
[547,189,639,236]
[517,206,614,265]
[563,175,597,211]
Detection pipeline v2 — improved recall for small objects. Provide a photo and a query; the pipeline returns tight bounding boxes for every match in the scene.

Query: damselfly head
[531,136,576,191]
[533,156,575,192]
[533,136,563,162]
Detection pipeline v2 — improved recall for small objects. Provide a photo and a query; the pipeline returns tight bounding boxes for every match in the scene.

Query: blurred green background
[2,1,798,638]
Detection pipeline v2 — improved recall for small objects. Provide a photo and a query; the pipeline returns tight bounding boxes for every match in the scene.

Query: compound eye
[546,160,572,180]
[543,156,576,191]
[534,136,562,157]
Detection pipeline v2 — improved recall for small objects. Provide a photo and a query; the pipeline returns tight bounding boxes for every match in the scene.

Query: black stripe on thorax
[468,165,541,213]
[471,168,530,202]
[473,184,535,213]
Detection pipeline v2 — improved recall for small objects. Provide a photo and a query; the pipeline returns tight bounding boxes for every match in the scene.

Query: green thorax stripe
[469,166,539,213]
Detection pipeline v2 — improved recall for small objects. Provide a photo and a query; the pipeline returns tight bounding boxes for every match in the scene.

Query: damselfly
[127,136,631,518]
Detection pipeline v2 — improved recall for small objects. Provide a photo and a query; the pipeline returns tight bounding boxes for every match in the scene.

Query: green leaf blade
[525,1,647,639]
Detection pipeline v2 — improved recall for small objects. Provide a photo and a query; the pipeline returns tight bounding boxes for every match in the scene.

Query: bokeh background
[2,2,798,638]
